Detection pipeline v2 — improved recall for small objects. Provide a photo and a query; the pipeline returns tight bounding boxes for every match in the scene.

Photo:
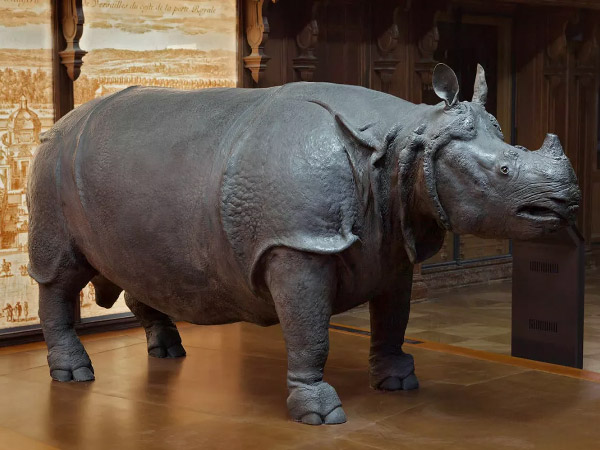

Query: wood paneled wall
[515,7,600,244]
[240,0,424,97]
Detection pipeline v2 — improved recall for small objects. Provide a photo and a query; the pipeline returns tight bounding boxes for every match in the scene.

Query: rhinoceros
[28,64,579,425]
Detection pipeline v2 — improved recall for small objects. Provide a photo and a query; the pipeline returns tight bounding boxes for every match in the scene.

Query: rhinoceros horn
[538,133,566,159]
[472,63,487,106]
[433,63,459,108]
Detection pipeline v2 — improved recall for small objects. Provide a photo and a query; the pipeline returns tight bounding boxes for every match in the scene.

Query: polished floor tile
[1,323,600,449]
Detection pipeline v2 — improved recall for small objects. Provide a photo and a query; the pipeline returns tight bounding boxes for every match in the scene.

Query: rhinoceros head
[414,63,580,243]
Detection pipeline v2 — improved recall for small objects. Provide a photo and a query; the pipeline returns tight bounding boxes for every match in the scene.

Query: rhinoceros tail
[90,275,123,309]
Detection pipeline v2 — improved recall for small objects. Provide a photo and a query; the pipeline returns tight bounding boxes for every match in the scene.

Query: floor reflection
[1,320,600,449]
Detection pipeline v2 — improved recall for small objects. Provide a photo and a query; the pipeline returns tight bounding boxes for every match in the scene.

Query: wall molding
[293,1,321,82]
[373,5,401,93]
[243,0,275,84]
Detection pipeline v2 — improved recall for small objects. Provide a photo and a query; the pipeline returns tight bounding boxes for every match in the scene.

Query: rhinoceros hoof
[145,323,185,358]
[48,343,95,382]
[148,343,186,359]
[287,381,346,425]
[377,373,419,391]
[300,407,347,425]
[369,352,416,391]
[51,366,95,382]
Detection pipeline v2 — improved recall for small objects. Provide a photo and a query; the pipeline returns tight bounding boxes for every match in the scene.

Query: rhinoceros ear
[432,63,459,108]
[472,63,487,106]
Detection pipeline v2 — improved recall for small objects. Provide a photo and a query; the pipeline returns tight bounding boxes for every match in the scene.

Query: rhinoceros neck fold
[394,115,464,264]
[422,149,451,231]
[398,125,451,233]
[420,104,479,232]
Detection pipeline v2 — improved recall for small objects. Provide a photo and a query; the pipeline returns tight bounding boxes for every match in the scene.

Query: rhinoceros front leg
[124,292,186,358]
[368,270,419,391]
[265,248,346,425]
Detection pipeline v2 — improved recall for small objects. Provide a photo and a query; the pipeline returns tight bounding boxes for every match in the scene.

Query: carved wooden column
[373,5,401,93]
[293,1,321,82]
[53,0,86,121]
[414,23,439,104]
[567,12,599,242]
[243,0,276,85]
[543,11,571,143]
[412,2,442,104]
[59,0,87,81]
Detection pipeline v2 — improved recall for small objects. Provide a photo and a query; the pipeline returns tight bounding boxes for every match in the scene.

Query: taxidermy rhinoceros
[28,64,580,425]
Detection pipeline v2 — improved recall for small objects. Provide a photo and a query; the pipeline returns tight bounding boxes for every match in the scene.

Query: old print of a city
[0,0,237,329]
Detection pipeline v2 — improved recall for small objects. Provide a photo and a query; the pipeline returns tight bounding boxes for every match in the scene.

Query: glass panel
[0,0,53,330]
[424,232,455,265]
[459,235,510,260]
[74,0,237,319]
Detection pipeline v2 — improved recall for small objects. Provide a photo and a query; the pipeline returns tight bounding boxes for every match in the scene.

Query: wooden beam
[493,0,600,10]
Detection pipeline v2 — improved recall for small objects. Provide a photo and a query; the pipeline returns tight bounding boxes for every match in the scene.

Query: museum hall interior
[0,0,600,448]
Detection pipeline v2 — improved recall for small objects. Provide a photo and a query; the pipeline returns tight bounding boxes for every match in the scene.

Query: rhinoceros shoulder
[220,93,369,293]
[220,84,413,293]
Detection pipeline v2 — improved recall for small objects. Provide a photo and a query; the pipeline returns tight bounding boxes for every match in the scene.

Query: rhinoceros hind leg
[39,266,96,382]
[124,292,186,358]
[265,248,345,425]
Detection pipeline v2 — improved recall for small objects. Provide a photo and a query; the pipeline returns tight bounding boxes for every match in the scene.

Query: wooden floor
[335,266,600,372]
[1,322,600,450]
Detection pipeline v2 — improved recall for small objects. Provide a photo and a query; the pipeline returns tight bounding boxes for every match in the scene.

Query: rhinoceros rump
[28,64,580,424]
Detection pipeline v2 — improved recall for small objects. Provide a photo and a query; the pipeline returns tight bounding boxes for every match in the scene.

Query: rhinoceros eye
[500,166,509,175]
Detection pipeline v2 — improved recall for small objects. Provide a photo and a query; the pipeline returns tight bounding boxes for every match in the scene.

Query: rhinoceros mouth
[516,204,568,223]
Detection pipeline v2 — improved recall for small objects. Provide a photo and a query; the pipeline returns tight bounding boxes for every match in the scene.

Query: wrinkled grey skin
[28,64,579,425]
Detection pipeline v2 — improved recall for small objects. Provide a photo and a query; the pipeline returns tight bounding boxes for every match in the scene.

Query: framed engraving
[0,0,53,330]
[0,0,238,331]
